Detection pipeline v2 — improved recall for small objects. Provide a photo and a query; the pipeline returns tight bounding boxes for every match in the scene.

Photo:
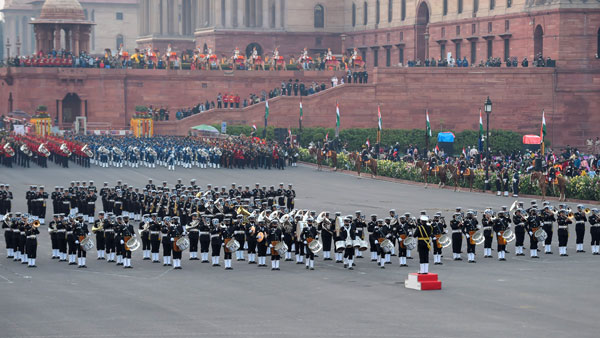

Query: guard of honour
[1,180,599,272]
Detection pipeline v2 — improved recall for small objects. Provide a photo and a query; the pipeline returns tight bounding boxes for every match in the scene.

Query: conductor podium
[405,273,442,291]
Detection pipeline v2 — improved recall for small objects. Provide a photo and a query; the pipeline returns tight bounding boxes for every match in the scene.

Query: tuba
[60,143,72,156]
[81,144,94,157]
[3,143,15,157]
[38,143,51,157]
[113,146,123,157]
[20,144,32,157]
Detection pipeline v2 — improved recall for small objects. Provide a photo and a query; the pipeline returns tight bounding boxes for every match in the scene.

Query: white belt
[88,202,94,205]
[483,227,492,230]
[234,231,245,235]
[150,231,160,234]
[211,234,219,238]
[452,230,462,233]
[558,226,568,229]
[57,229,66,232]
[576,222,584,225]
[27,235,37,239]
[104,229,114,232]
[199,232,210,235]
[13,229,20,232]
[66,231,73,234]
[515,223,524,227]
[592,225,600,227]
[544,222,552,225]
[188,229,199,232]
[20,232,25,235]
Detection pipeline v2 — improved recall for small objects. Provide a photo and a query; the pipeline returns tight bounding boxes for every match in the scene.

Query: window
[597,28,600,58]
[507,0,512,8]
[505,20,509,32]
[440,44,446,59]
[116,35,124,50]
[401,0,406,21]
[472,23,476,34]
[314,5,324,28]
[458,0,463,14]
[473,0,478,13]
[456,25,460,36]
[443,0,448,16]
[470,41,476,64]
[361,49,366,61]
[376,0,380,24]
[385,48,391,67]
[400,31,404,41]
[116,12,123,20]
[455,42,461,59]
[488,22,492,33]
[373,49,379,67]
[441,27,445,38]
[269,1,275,28]
[487,39,493,59]
[352,3,356,27]
[398,47,404,64]
[504,38,510,60]
[388,0,393,22]
[490,0,495,10]
[364,2,368,25]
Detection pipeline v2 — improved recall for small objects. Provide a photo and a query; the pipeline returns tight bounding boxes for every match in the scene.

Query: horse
[530,171,567,201]
[308,144,324,171]
[248,56,265,71]
[348,152,362,176]
[325,150,338,171]
[271,56,285,70]
[446,164,475,192]
[365,158,377,178]
[415,161,431,187]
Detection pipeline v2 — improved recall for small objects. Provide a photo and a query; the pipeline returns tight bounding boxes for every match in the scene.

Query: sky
[0,1,4,21]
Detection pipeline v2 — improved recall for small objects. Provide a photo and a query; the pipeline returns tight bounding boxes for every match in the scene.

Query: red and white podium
[405,273,442,291]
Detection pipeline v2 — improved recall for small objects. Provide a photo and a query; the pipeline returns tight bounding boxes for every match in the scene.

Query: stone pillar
[54,25,61,51]
[151,0,161,35]
[280,0,285,28]
[215,0,223,28]
[229,0,235,28]
[64,29,71,52]
[238,0,245,28]
[262,0,268,29]
[57,99,63,125]
[72,27,80,56]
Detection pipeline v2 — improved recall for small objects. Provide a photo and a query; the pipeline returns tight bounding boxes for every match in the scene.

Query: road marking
[0,273,13,283]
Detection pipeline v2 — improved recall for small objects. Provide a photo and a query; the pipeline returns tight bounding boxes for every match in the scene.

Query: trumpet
[32,220,41,228]
[567,212,575,221]
[584,208,591,215]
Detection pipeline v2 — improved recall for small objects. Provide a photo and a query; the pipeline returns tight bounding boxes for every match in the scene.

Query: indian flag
[325,132,329,142]
[265,100,269,120]
[336,101,340,129]
[366,139,370,148]
[377,105,382,131]
[426,110,432,137]
[299,101,303,121]
[540,110,546,141]
[479,108,484,138]
[252,124,257,131]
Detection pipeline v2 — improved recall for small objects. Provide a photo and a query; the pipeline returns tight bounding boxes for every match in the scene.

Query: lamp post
[484,97,492,191]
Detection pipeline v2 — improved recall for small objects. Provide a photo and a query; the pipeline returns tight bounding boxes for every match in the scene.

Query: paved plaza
[1,164,599,338]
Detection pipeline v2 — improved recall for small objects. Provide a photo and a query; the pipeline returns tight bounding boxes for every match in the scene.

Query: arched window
[597,28,600,58]
[458,0,463,14]
[388,0,393,22]
[376,0,380,24]
[473,0,478,13]
[314,5,324,28]
[443,0,448,15]
[401,0,406,21]
[534,24,543,57]
[507,0,512,8]
[490,0,495,10]
[352,3,356,27]
[364,2,368,25]
[116,34,124,50]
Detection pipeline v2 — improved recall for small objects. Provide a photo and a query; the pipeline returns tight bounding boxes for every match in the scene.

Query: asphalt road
[1,163,599,338]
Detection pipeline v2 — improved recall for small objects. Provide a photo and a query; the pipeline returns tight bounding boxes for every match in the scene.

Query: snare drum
[335,240,346,253]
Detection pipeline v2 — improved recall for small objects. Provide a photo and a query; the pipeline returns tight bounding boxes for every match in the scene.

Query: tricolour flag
[478,108,484,152]
[426,110,432,137]
[299,101,303,121]
[265,100,269,120]
[366,139,370,148]
[540,110,546,141]
[462,147,467,158]
[377,105,382,131]
[252,124,257,131]
[325,132,329,142]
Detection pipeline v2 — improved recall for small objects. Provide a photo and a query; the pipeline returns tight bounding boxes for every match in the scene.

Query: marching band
[2,180,599,273]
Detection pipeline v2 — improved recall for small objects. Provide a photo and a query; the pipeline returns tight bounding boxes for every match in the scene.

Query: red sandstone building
[1,0,599,147]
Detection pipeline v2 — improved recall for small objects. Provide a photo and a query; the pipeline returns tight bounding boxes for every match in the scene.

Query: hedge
[298,148,600,201]
[221,125,538,154]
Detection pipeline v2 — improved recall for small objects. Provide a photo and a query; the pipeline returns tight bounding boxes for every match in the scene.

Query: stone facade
[1,66,599,147]
[1,0,138,56]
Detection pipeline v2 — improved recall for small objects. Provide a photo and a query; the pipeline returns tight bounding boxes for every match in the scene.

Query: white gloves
[170,238,175,242]
[120,240,124,244]
[303,241,307,244]
[466,234,470,239]
[75,240,79,245]
[269,244,273,248]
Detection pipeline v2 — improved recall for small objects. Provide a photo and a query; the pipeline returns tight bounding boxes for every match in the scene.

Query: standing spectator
[217,93,222,108]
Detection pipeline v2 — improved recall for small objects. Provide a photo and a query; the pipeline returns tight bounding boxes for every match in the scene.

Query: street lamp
[484,96,492,191]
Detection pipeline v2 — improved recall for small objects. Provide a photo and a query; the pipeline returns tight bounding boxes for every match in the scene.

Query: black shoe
[143,257,150,260]
[153,260,160,263]
[385,261,391,264]
[174,266,182,270]
[21,261,27,264]
[371,259,377,262]
[407,257,413,260]
[335,260,343,263]
[271,268,275,270]
[577,250,585,253]
[324,258,333,261]
[356,256,363,259]
[296,261,303,265]
[400,264,407,267]
[310,267,314,270]
[163,263,169,266]
[226,267,232,270]
[349,267,354,270]
[78,265,84,268]
[391,254,397,256]
[248,261,256,264]
[499,258,506,261]
[306,266,309,269]
[69,262,76,265]
[564,254,568,257]
[468,260,475,263]
[285,259,293,261]
[456,257,463,261]
[213,264,221,267]
[344,264,348,268]
[275,268,280,270]
[532,256,540,259]
[52,256,58,260]
[380,266,385,269]
[593,252,599,255]
[202,260,209,263]
[545,252,553,254]
[434,262,440,265]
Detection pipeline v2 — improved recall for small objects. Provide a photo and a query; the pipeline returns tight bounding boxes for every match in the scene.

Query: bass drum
[176,237,190,251]
[380,239,395,253]
[274,241,288,256]
[335,240,346,253]
[80,235,95,252]
[308,240,322,253]
[472,230,485,245]
[534,229,547,242]
[126,236,140,251]
[403,237,417,250]
[226,239,241,253]
[502,229,516,243]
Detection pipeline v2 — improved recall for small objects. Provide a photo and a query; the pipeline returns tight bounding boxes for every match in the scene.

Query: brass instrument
[138,221,150,235]
[81,144,94,157]
[32,220,41,228]
[60,143,72,156]
[567,212,575,221]
[112,146,124,157]
[3,143,15,157]
[92,220,105,233]
[20,144,32,157]
[185,219,199,231]
[38,143,51,157]
[584,208,591,215]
